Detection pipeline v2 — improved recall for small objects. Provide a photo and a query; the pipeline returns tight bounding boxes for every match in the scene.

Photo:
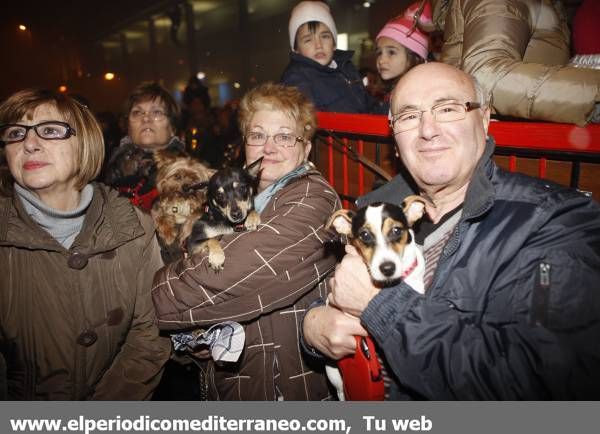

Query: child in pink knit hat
[376,1,432,99]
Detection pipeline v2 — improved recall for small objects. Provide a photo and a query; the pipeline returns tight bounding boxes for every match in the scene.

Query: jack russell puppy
[325,195,430,400]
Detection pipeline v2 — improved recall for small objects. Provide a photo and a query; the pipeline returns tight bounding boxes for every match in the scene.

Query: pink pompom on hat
[376,0,432,60]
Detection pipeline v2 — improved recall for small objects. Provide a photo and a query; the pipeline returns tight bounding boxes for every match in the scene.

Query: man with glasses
[303,62,600,399]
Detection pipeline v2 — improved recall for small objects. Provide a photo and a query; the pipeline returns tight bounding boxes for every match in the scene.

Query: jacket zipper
[199,363,209,401]
[540,263,551,287]
[531,262,551,327]
[188,357,209,400]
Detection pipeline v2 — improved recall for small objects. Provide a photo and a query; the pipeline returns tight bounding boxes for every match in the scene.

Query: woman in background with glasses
[103,81,185,210]
[152,82,340,400]
[0,89,170,400]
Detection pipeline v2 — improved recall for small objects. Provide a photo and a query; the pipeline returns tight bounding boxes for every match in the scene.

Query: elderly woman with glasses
[0,89,170,400]
[152,82,340,400]
[104,81,185,210]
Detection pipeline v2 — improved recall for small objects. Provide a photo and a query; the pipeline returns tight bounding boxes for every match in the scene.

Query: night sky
[1,0,155,98]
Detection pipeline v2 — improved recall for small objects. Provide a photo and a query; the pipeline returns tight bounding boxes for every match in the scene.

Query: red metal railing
[314,112,600,206]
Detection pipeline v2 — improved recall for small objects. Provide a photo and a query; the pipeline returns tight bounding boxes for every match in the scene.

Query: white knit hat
[288,1,338,50]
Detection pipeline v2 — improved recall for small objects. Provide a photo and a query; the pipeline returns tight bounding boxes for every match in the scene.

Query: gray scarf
[254,162,314,213]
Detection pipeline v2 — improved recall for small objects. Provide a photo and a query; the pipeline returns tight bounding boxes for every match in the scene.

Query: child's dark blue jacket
[281,49,388,114]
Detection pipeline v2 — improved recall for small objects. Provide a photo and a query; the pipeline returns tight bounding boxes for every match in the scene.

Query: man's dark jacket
[281,49,387,114]
[359,138,600,399]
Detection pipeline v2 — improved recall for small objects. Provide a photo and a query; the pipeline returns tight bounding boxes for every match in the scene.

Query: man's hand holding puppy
[304,245,373,360]
[303,304,367,360]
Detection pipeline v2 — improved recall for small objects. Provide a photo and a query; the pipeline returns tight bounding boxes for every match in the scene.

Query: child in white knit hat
[281,1,386,114]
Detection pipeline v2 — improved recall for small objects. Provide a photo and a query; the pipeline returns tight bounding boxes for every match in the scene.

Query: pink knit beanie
[376,0,432,60]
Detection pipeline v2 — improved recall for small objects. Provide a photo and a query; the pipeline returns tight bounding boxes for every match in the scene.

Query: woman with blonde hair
[153,83,340,400]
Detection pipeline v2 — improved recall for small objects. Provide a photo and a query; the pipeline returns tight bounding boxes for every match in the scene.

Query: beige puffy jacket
[432,0,600,125]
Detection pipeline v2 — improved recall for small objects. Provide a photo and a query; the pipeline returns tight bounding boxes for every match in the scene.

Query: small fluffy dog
[185,157,262,270]
[104,145,154,188]
[151,150,214,249]
[325,195,430,400]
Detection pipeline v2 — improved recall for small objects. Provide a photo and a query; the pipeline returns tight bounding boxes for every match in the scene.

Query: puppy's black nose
[231,209,243,220]
[379,261,396,277]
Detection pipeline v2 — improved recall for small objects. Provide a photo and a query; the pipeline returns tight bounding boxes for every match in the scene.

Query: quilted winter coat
[432,0,600,125]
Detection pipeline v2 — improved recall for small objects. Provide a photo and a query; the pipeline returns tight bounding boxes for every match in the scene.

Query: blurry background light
[233,82,241,89]
[337,33,348,50]
[196,71,206,80]
[18,24,27,31]
[58,85,68,93]
[104,72,115,80]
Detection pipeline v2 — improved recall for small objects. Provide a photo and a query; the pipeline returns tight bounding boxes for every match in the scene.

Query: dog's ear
[154,149,181,170]
[244,156,263,179]
[402,195,431,226]
[326,209,355,235]
[184,180,209,193]
[205,168,217,179]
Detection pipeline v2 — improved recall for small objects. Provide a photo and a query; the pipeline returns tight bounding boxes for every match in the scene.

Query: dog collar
[401,258,419,279]
[118,178,146,196]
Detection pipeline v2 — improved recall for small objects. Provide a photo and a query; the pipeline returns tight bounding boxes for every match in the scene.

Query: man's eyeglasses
[389,101,481,134]
[0,121,76,146]
[245,132,306,148]
[129,109,168,122]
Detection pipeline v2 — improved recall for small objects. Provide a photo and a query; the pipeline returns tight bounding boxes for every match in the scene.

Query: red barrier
[317,112,600,154]
[315,112,600,200]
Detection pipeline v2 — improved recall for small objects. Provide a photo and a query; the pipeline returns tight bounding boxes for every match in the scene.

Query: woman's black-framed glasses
[245,132,305,148]
[0,121,77,146]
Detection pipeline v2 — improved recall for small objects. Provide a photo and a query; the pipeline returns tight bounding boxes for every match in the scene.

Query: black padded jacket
[359,137,600,399]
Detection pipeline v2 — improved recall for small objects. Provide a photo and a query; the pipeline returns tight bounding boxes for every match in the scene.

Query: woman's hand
[303,304,368,360]
[328,245,380,317]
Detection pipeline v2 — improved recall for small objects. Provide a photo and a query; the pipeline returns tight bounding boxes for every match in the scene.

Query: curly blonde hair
[238,83,317,140]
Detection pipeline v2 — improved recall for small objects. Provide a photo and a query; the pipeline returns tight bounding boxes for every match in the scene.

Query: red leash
[337,336,385,400]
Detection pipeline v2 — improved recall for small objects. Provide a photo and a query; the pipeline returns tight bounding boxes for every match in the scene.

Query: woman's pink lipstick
[23,161,48,170]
